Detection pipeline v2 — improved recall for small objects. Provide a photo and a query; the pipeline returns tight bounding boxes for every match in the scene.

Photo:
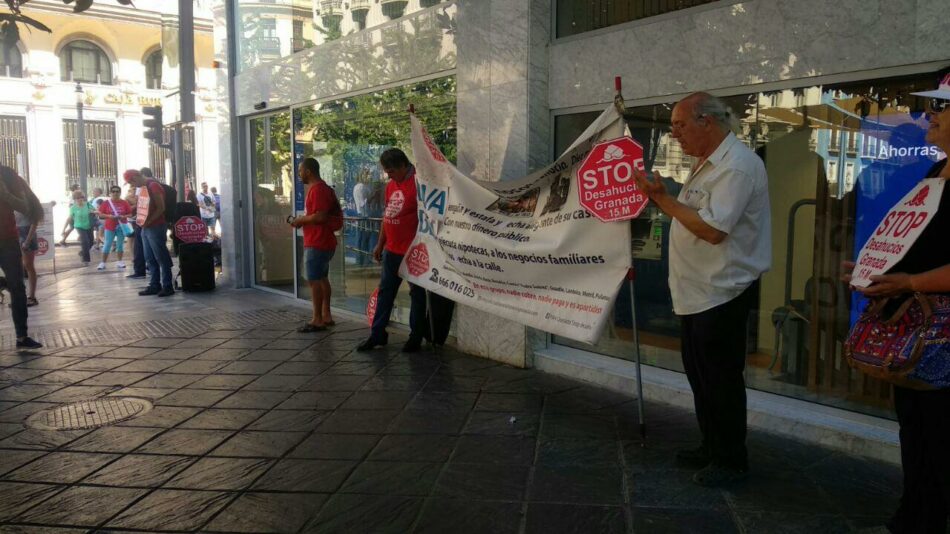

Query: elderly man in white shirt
[634,92,771,487]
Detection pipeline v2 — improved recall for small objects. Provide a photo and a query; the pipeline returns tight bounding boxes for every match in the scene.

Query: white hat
[911,73,950,100]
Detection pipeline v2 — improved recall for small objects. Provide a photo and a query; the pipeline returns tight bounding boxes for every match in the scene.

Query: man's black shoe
[157,288,175,297]
[16,336,42,349]
[138,287,160,296]
[402,338,423,353]
[675,446,712,469]
[692,462,748,487]
[356,333,388,352]
[127,273,146,279]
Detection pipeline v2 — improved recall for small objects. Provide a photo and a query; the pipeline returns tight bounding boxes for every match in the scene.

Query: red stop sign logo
[174,216,208,243]
[576,136,649,222]
[366,287,379,326]
[36,237,49,256]
[405,243,430,277]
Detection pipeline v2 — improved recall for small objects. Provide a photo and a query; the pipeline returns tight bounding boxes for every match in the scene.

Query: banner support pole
[615,76,645,440]
[409,102,438,352]
[627,268,646,441]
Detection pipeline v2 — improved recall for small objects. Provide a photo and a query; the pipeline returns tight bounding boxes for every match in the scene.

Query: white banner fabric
[34,202,56,262]
[398,105,632,344]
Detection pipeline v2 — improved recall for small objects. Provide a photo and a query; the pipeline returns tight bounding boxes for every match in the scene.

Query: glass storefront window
[236,0,449,71]
[555,0,719,39]
[291,76,457,320]
[554,72,945,419]
[249,111,296,293]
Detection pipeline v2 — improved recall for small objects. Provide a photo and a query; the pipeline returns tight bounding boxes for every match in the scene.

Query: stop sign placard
[174,216,208,244]
[576,136,649,222]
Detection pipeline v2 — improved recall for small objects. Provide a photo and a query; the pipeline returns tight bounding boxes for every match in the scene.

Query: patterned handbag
[844,293,950,390]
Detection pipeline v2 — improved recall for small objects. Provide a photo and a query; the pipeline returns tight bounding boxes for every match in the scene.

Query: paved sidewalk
[0,273,903,533]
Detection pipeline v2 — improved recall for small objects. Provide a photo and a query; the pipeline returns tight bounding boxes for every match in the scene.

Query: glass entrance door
[248,111,295,293]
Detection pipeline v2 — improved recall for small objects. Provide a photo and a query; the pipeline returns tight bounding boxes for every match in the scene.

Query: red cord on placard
[626,268,635,281]
[615,76,622,93]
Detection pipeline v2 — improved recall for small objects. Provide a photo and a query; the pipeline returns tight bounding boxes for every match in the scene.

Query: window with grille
[60,40,112,85]
[0,116,28,179]
[0,41,23,78]
[556,0,719,38]
[62,119,117,192]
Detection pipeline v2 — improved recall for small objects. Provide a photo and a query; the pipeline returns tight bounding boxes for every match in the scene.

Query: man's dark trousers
[131,223,145,275]
[0,239,28,338]
[679,284,755,470]
[370,250,426,342]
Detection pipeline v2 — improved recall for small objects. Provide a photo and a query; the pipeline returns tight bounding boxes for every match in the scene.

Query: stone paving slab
[0,279,906,533]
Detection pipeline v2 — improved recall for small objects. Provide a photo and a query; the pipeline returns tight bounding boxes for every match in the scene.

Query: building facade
[214,0,950,460]
[0,0,218,226]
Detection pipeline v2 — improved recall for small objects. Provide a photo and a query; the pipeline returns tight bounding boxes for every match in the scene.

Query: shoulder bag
[844,293,950,389]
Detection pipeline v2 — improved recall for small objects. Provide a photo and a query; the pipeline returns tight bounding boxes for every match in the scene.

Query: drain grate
[25,397,153,431]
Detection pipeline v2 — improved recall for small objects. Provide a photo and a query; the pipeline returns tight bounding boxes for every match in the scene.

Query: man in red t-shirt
[290,157,341,332]
[0,166,43,348]
[357,148,430,352]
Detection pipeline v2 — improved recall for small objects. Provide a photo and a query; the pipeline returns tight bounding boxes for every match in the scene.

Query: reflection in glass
[555,0,718,38]
[250,112,295,293]
[554,72,946,419]
[237,0,448,71]
[291,76,456,320]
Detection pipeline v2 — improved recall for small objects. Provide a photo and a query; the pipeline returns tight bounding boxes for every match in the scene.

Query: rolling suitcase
[177,242,215,292]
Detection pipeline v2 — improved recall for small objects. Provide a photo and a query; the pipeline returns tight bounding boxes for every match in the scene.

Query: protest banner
[399,104,632,344]
[34,202,56,264]
[850,177,946,287]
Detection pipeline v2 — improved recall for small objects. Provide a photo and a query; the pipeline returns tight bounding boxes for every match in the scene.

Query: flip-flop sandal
[26,297,38,307]
[297,323,326,333]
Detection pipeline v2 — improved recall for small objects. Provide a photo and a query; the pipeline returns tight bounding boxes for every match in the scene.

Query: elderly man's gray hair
[693,93,740,134]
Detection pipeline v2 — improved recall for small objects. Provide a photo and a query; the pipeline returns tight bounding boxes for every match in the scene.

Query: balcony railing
[350,0,371,10]
[320,0,342,13]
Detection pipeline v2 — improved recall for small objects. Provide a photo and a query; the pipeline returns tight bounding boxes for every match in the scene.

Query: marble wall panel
[550,0,945,110]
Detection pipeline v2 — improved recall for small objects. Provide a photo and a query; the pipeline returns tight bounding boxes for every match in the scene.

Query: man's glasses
[926,98,950,114]
[110,189,122,194]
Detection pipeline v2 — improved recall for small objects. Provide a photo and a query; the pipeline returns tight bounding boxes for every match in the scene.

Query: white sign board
[34,202,56,263]
[850,178,945,287]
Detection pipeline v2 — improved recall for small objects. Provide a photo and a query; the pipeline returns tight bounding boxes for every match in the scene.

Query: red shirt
[383,169,418,255]
[303,180,338,251]
[98,198,132,231]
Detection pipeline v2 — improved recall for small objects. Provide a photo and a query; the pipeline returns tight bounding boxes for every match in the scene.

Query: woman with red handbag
[843,76,950,534]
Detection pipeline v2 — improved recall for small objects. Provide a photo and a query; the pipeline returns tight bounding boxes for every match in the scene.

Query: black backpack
[147,179,178,223]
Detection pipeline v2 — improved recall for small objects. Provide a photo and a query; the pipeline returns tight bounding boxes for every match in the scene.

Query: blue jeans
[370,250,427,341]
[0,238,28,337]
[142,224,173,290]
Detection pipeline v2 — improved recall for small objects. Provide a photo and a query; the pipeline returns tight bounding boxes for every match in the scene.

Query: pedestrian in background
[197,182,216,236]
[0,165,43,348]
[65,190,95,265]
[90,186,106,251]
[97,185,132,271]
[211,186,221,234]
[634,92,772,487]
[290,157,340,332]
[58,183,80,246]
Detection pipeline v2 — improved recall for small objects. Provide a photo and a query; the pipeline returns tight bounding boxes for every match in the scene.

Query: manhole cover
[25,397,153,431]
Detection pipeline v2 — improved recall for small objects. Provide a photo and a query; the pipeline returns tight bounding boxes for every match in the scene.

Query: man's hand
[633,169,669,202]
[858,273,915,298]
[372,244,383,263]
[288,217,302,228]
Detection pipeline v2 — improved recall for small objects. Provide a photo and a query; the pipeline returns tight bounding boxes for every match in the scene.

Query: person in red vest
[0,165,43,348]
[357,148,429,352]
